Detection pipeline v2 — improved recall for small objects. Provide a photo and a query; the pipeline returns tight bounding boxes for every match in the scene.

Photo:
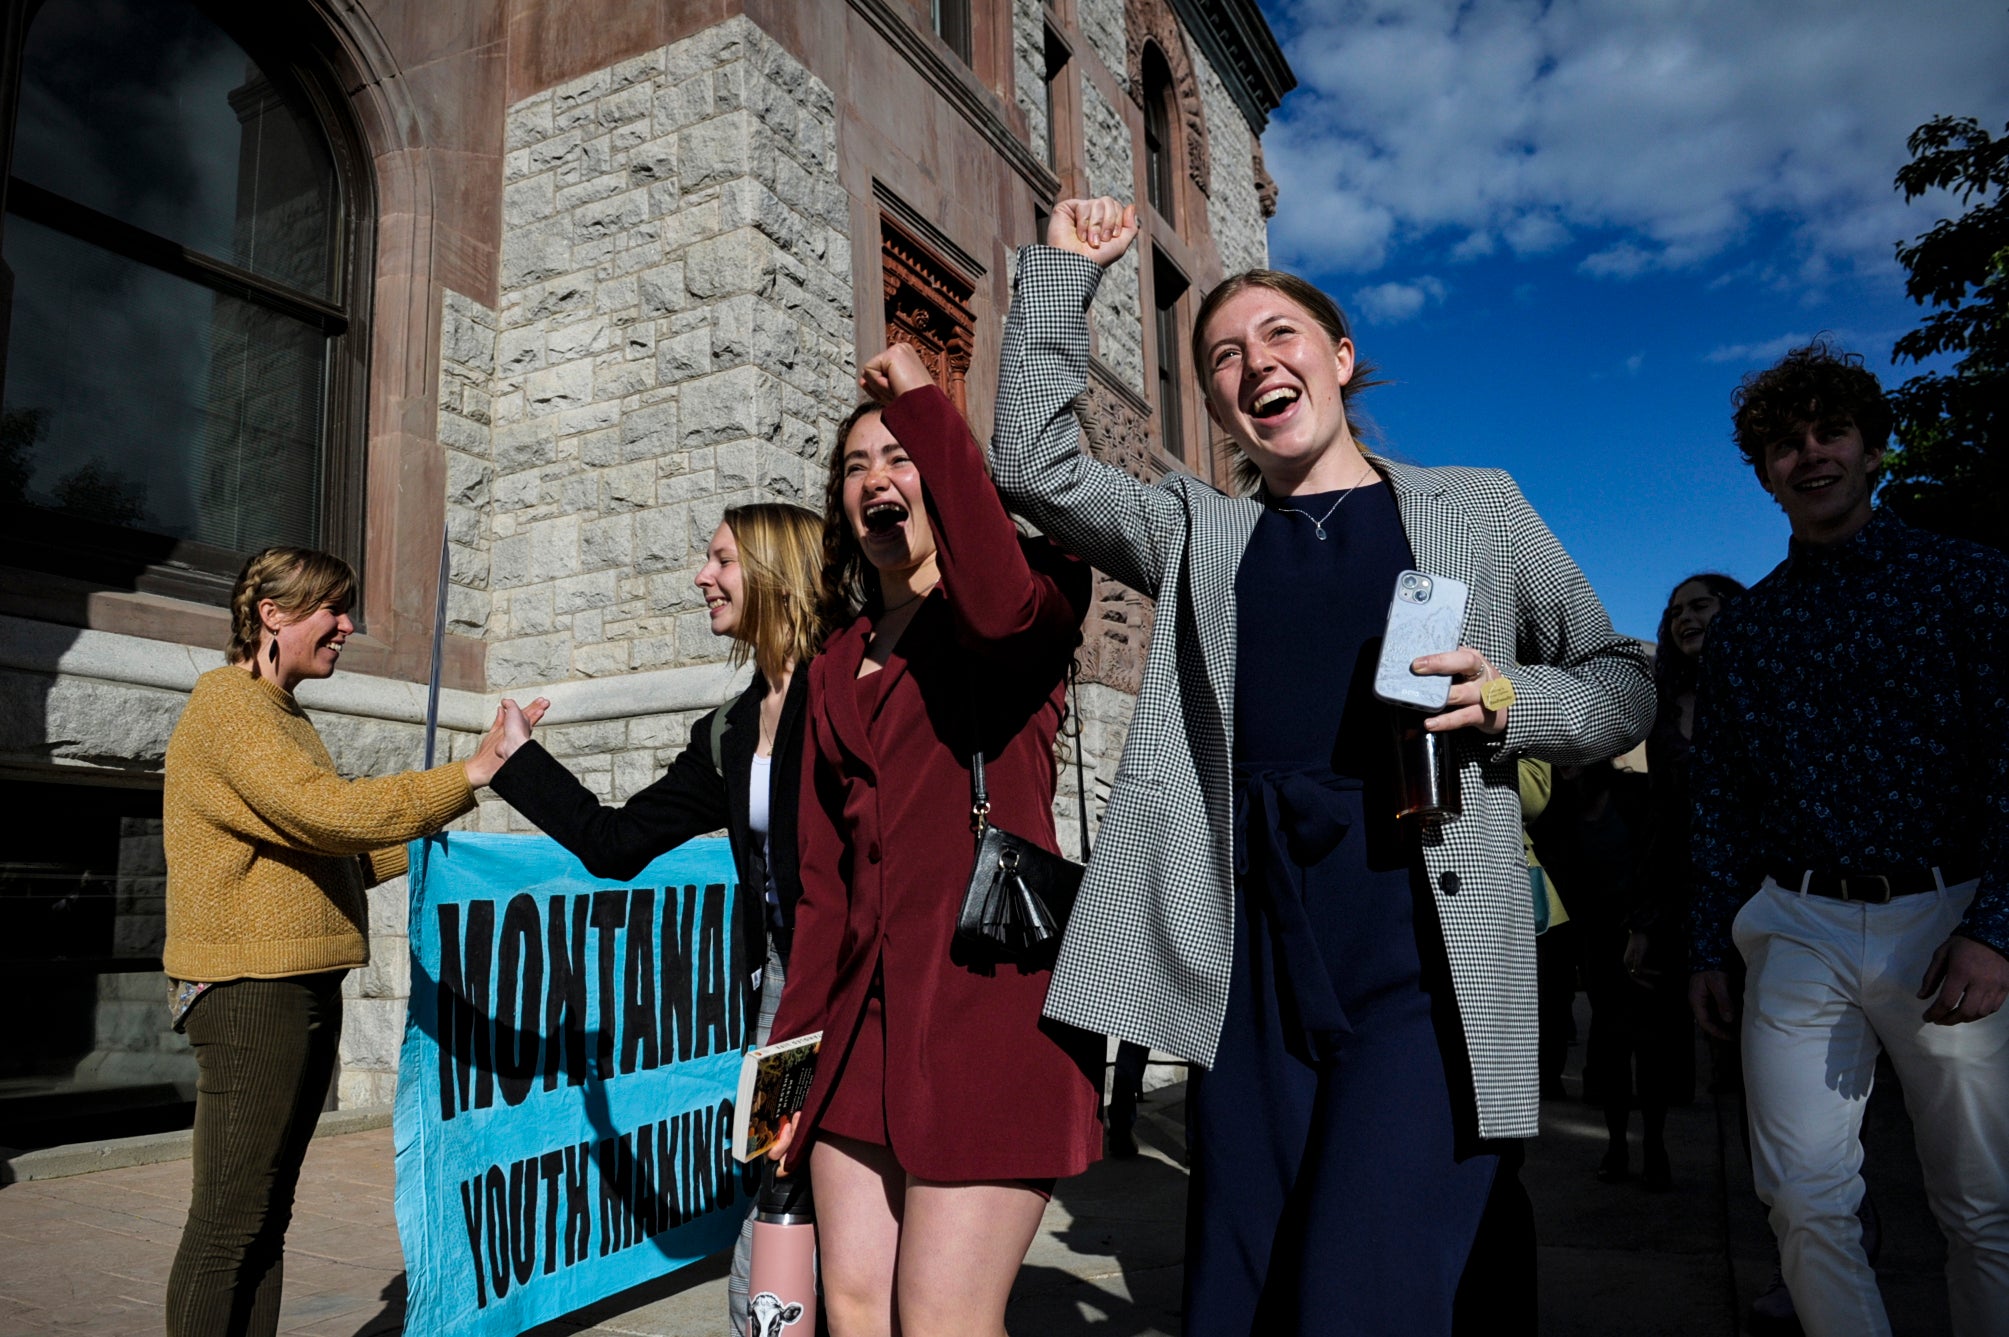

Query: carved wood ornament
[880,216,975,412]
[1254,142,1279,219]
[1071,365,1166,694]
[1124,0,1211,199]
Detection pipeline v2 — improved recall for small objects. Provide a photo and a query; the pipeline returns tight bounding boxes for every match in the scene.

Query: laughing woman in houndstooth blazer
[992,199,1655,1336]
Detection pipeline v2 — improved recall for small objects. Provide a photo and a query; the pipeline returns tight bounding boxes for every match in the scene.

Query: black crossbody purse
[952,697,1086,961]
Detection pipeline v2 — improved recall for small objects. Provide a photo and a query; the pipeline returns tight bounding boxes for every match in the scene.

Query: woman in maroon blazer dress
[768,343,1102,1337]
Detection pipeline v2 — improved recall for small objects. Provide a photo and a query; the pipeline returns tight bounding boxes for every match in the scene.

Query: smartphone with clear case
[1373,569,1470,712]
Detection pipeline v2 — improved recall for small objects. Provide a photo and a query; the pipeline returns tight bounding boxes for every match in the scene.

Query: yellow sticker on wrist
[1481,675,1516,713]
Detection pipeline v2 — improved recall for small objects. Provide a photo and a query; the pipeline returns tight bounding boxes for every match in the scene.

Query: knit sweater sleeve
[184,673,475,857]
[361,843,411,887]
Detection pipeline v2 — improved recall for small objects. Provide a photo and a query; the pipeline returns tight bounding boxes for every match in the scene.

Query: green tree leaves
[1884,116,2008,548]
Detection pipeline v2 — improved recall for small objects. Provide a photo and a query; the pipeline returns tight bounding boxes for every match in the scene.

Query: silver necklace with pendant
[1274,463,1375,540]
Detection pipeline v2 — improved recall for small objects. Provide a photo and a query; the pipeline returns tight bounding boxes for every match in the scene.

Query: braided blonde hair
[228,547,357,675]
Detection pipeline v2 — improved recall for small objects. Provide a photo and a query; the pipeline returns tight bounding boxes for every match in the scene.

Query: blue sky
[1256,0,2009,640]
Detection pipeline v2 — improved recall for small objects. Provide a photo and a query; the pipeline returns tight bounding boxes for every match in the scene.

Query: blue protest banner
[395,832,751,1335]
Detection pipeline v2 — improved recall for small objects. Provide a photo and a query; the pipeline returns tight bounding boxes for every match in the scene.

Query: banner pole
[423,526,451,769]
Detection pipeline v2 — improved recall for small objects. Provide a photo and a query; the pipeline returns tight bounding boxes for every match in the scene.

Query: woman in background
[488,501,827,1334]
[164,547,526,1337]
[768,342,1099,1337]
[1610,574,1744,1187]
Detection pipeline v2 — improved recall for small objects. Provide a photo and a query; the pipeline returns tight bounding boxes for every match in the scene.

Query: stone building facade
[0,0,1291,1147]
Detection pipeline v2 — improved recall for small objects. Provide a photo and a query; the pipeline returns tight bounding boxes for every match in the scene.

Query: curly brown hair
[1731,337,1892,478]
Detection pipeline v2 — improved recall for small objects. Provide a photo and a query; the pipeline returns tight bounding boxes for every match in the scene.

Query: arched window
[1142,43,1177,226]
[1,0,368,605]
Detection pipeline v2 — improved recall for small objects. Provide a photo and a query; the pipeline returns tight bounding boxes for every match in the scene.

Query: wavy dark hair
[1655,572,1746,700]
[818,400,890,626]
[1730,336,1891,479]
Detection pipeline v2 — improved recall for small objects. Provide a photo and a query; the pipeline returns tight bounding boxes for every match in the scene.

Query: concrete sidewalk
[0,1006,1956,1336]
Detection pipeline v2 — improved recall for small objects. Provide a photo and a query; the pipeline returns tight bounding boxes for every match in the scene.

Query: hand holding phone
[1373,570,1471,711]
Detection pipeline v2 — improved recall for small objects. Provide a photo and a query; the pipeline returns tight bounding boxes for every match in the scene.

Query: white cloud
[1703,333,1816,364]
[1264,0,2009,287]
[1351,276,1449,323]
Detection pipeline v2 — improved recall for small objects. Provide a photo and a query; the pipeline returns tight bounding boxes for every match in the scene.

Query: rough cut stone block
[680,111,775,193]
[490,632,575,688]
[447,584,490,635]
[680,365,782,446]
[35,676,183,767]
[598,462,655,513]
[554,570,618,614]
[524,357,596,412]
[508,586,557,635]
[655,325,712,383]
[634,506,688,574]
[504,173,556,228]
[610,49,666,89]
[528,513,583,578]
[555,170,628,214]
[553,66,613,110]
[542,719,630,758]
[506,94,555,151]
[599,83,651,127]
[353,939,410,1000]
[339,997,406,1072]
[501,217,573,287]
[621,399,679,450]
[582,511,634,570]
[572,641,632,678]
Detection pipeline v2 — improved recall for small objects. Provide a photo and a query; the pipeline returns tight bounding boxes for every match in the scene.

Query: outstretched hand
[859,342,934,406]
[464,696,550,788]
[1048,197,1139,267]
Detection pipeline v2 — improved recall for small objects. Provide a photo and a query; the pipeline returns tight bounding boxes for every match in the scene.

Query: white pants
[1735,877,2009,1337]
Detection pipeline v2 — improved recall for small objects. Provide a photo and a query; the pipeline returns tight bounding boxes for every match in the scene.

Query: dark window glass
[1042,27,1068,170]
[12,3,337,298]
[0,777,191,1151]
[1154,249,1189,461]
[1,0,354,592]
[933,0,972,65]
[6,214,327,549]
[1143,45,1175,224]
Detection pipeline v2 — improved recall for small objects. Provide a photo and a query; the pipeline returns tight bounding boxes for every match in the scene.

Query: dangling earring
[268,640,280,670]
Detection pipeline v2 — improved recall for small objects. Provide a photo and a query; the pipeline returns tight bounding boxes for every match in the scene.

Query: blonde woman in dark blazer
[991,199,1654,1335]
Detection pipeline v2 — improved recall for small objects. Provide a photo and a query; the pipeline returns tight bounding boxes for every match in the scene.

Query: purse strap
[969,739,992,837]
[970,659,1092,853]
[1066,660,1090,858]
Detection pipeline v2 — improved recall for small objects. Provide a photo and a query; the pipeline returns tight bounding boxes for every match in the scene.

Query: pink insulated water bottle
[747,1162,816,1337]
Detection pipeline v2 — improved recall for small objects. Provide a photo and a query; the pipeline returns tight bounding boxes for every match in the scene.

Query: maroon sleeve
[882,384,1090,655]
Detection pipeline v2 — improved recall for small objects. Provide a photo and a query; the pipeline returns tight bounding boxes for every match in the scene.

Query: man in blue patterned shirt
[1688,340,2009,1337]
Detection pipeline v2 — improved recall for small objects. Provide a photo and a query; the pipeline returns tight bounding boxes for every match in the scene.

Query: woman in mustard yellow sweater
[163,547,531,1337]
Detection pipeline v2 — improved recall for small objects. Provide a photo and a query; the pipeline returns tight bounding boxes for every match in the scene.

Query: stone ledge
[0,1104,393,1185]
[0,613,750,732]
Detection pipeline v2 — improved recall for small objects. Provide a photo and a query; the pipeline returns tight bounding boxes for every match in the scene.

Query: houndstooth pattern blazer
[992,247,1655,1139]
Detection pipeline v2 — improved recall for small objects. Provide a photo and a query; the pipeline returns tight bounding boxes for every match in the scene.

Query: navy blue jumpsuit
[1184,482,1500,1335]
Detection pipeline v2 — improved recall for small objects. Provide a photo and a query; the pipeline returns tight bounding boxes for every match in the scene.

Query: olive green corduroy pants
[165,971,345,1337]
